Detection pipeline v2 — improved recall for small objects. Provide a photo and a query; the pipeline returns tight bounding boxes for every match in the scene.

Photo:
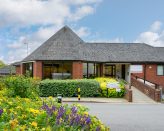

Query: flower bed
[95,77,125,97]
[0,96,109,130]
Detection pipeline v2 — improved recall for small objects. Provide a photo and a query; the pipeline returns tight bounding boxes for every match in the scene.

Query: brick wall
[131,77,161,102]
[20,64,25,75]
[72,61,83,79]
[124,85,133,102]
[133,64,164,89]
[16,66,21,75]
[33,61,43,79]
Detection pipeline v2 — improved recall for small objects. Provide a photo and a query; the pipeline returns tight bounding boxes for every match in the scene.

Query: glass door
[105,65,116,77]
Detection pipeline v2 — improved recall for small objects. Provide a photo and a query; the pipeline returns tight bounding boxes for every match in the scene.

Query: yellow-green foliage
[95,77,125,97]
[0,96,109,130]
[2,75,40,99]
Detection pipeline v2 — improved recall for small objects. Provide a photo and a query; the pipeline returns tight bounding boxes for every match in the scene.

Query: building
[0,65,16,76]
[14,26,164,87]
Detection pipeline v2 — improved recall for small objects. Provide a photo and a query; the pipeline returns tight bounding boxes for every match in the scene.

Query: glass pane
[88,63,94,77]
[105,66,113,76]
[24,63,33,77]
[83,63,96,78]
[83,63,87,77]
[43,62,72,79]
[157,65,163,75]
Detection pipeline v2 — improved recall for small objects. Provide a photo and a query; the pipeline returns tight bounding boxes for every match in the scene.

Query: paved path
[131,86,157,103]
[77,103,164,131]
[62,97,128,103]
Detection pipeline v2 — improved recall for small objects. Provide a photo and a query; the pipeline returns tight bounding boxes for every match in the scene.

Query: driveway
[78,103,164,131]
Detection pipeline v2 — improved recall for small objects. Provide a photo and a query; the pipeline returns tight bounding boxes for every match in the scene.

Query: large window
[24,63,33,77]
[157,65,164,76]
[43,62,72,79]
[83,63,100,78]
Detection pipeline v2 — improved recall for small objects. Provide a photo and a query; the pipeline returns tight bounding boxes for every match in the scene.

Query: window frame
[157,65,164,76]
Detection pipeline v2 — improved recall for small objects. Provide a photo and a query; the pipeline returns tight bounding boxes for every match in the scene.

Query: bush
[95,77,125,98]
[2,75,40,99]
[39,79,100,97]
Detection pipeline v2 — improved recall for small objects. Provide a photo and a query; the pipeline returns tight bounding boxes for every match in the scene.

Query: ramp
[131,86,157,103]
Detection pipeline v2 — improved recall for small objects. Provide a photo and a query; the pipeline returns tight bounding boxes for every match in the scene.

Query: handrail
[131,74,160,89]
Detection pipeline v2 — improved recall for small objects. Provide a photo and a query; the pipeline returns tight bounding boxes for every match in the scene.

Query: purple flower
[75,115,81,124]
[96,126,101,131]
[41,104,56,116]
[57,106,65,119]
[85,116,91,124]
[0,109,3,116]
[52,106,56,111]
[41,104,49,110]
[71,106,77,114]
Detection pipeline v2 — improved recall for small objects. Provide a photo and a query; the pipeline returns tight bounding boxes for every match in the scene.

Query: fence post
[160,87,163,102]
[78,88,80,101]
[155,89,161,102]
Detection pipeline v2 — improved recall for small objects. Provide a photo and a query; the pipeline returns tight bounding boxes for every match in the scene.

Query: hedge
[39,79,100,97]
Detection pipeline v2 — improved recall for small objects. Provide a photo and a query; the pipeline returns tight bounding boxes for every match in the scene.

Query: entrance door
[105,65,116,77]
[121,65,126,80]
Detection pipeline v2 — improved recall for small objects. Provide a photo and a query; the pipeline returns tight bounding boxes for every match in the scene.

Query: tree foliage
[0,60,5,68]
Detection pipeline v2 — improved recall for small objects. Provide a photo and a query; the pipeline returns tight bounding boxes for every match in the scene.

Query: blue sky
[0,0,164,63]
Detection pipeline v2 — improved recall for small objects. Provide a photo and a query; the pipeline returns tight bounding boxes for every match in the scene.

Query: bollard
[57,94,62,103]
[78,87,80,101]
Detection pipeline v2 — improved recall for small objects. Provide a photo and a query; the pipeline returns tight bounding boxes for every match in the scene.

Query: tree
[0,60,5,68]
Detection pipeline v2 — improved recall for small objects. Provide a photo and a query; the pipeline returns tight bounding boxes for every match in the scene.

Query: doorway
[121,65,126,80]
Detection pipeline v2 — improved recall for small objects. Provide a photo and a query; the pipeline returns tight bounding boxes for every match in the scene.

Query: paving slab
[131,86,157,104]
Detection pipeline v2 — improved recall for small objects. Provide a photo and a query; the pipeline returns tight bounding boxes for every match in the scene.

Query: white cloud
[0,0,100,27]
[150,21,162,32]
[90,37,124,43]
[0,56,4,62]
[75,27,90,37]
[1,0,102,63]
[69,6,95,21]
[135,21,164,47]
[7,37,26,49]
[66,0,102,5]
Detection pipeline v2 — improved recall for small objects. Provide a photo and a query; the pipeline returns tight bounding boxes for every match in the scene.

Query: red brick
[16,66,21,75]
[33,61,42,79]
[133,64,164,89]
[72,61,83,79]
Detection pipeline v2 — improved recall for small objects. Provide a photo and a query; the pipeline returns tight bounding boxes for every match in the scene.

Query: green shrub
[39,79,100,97]
[95,77,125,98]
[2,75,40,99]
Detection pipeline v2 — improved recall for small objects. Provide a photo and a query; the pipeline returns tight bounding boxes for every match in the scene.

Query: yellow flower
[22,114,26,119]
[24,98,31,102]
[100,82,107,90]
[16,106,23,110]
[20,125,26,131]
[8,101,13,105]
[9,119,18,128]
[48,96,53,100]
[31,121,37,127]
[84,112,89,116]
[3,108,6,112]
[100,124,105,130]
[41,128,46,131]
[29,108,40,114]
